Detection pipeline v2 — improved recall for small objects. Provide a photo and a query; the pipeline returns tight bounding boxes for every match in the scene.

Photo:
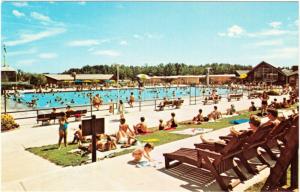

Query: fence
[1,85,265,122]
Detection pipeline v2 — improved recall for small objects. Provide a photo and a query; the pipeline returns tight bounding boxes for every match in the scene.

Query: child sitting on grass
[132,143,154,163]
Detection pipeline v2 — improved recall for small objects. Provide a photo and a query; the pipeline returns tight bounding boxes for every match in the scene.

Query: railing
[1,85,262,121]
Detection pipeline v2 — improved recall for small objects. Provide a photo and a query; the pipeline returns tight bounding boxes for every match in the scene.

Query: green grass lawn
[27,143,88,167]
[26,110,258,167]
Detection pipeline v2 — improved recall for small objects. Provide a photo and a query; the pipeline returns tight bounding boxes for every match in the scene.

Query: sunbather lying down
[200,115,262,145]
[88,134,117,152]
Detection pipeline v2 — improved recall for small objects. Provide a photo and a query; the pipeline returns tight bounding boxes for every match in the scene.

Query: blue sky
[2,1,299,73]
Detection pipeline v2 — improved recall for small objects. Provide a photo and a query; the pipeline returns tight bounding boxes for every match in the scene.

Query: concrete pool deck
[1,94,290,191]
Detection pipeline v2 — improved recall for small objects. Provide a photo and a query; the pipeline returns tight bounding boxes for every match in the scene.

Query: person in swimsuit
[132,143,154,163]
[249,101,257,112]
[118,100,125,119]
[165,113,178,129]
[193,109,204,124]
[260,91,269,115]
[158,119,166,130]
[92,94,102,110]
[129,92,135,108]
[58,117,68,149]
[116,118,136,147]
[208,106,222,120]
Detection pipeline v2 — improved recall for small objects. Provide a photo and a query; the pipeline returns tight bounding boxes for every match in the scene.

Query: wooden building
[288,71,299,87]
[1,66,17,82]
[45,74,114,85]
[245,61,288,85]
[146,74,236,85]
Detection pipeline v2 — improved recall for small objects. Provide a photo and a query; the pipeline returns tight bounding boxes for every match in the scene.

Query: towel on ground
[171,128,213,135]
[230,119,249,125]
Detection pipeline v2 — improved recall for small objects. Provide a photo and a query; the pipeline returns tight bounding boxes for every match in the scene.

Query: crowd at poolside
[49,85,299,165]
[3,81,290,111]
[2,81,298,167]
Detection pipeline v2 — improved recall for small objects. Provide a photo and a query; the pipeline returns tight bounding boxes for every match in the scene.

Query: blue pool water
[8,87,239,110]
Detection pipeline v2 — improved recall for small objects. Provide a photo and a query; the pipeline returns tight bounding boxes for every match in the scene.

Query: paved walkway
[2,95,289,191]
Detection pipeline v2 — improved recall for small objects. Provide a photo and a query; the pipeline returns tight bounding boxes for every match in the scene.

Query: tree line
[63,63,253,80]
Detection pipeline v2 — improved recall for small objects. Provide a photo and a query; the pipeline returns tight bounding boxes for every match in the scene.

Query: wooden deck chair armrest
[194,143,217,151]
[219,135,233,140]
[214,142,226,148]
[197,148,221,159]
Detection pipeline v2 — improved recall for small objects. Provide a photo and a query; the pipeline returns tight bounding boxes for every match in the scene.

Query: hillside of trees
[63,63,252,80]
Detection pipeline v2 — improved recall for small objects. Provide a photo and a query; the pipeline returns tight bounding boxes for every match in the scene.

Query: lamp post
[206,67,211,86]
[114,64,120,109]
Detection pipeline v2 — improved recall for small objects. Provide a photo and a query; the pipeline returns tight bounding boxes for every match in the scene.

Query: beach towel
[136,161,162,168]
[171,128,213,135]
[230,119,249,125]
[164,127,176,131]
[142,138,159,143]
[137,130,155,135]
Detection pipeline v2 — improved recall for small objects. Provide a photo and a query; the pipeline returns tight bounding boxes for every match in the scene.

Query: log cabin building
[244,61,298,85]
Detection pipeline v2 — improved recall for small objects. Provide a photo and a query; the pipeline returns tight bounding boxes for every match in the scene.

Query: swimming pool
[6,86,240,110]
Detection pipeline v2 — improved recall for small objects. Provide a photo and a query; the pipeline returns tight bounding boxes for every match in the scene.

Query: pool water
[7,87,239,110]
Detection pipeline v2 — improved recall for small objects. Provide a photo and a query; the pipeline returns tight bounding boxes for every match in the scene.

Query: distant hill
[63,63,252,80]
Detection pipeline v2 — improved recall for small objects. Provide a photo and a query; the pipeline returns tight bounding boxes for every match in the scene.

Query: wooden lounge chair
[194,131,252,154]
[261,115,298,161]
[164,134,250,191]
[37,113,52,125]
[37,110,87,125]
[202,96,221,105]
[262,118,299,191]
[247,92,261,99]
[227,94,243,102]
[157,100,184,111]
[235,123,275,175]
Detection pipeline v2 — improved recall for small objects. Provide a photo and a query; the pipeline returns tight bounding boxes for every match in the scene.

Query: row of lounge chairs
[163,114,298,191]
[37,110,87,125]
[157,99,184,111]
[203,94,243,105]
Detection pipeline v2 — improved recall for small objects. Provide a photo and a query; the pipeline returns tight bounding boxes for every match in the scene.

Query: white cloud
[5,28,66,46]
[218,25,244,37]
[67,39,109,47]
[133,33,163,40]
[220,23,297,38]
[144,33,163,39]
[39,53,57,59]
[120,40,128,46]
[68,39,99,46]
[12,10,25,17]
[227,25,244,37]
[12,2,28,7]
[31,12,52,22]
[254,39,283,47]
[269,21,282,28]
[258,29,295,36]
[8,48,37,56]
[91,50,120,57]
[17,59,36,66]
[78,1,86,5]
[295,19,299,26]
[264,47,298,60]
